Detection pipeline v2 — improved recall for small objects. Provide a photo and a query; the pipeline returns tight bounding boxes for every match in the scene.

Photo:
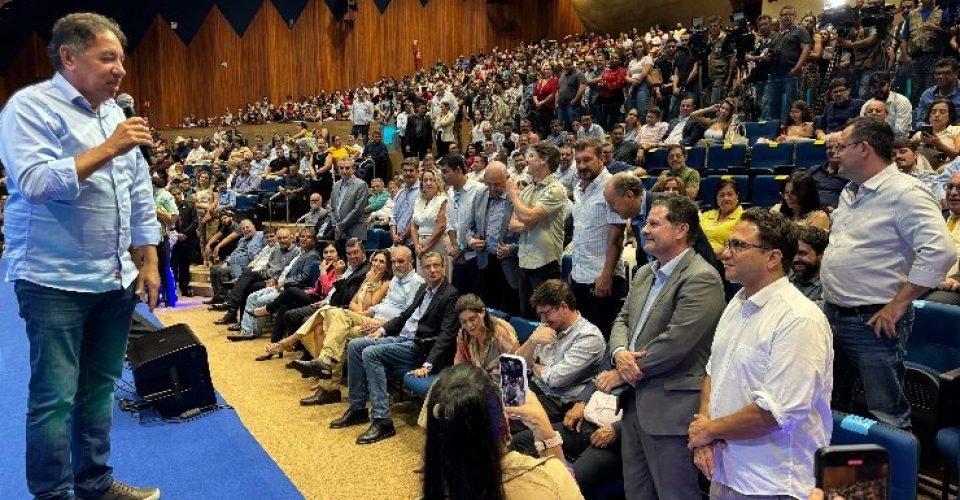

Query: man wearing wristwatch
[329,252,460,444]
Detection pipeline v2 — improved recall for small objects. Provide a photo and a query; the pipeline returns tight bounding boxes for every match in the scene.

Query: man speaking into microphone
[0,12,161,500]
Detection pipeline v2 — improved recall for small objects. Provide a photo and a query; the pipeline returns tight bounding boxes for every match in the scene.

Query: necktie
[949,214,959,233]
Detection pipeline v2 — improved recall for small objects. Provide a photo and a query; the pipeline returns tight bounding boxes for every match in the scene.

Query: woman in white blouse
[410,168,451,278]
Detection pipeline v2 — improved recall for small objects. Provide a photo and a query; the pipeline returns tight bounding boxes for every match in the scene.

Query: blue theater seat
[795,140,828,169]
[509,317,540,345]
[744,120,781,145]
[831,412,919,500]
[706,143,747,172]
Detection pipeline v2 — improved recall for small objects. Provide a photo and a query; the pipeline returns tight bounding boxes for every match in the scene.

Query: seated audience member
[466,154,487,184]
[893,139,945,200]
[623,109,641,143]
[912,99,960,170]
[758,100,815,143]
[296,193,329,228]
[367,179,397,228]
[273,249,392,360]
[511,380,622,499]
[804,133,847,212]
[923,170,960,306]
[514,280,606,424]
[791,225,828,303]
[227,229,320,340]
[690,99,739,144]
[637,108,669,147]
[772,171,831,230]
[601,141,634,175]
[690,209,833,500]
[816,78,866,138]
[204,209,241,263]
[610,123,641,165]
[597,194,725,500]
[577,113,605,141]
[277,162,308,216]
[650,175,683,195]
[859,72,911,139]
[661,96,706,147]
[211,227,299,324]
[365,177,390,213]
[421,364,584,500]
[700,179,744,256]
[231,160,261,194]
[915,58,960,128]
[655,145,699,199]
[330,252,460,444]
[291,245,423,400]
[276,240,370,364]
[207,217,264,302]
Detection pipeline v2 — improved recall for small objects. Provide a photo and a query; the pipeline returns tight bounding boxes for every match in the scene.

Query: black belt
[826,303,886,316]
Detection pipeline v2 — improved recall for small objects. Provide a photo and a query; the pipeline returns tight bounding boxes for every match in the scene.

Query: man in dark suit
[405,100,434,160]
[596,194,725,500]
[660,95,706,147]
[469,162,522,315]
[329,252,459,444]
[330,157,369,257]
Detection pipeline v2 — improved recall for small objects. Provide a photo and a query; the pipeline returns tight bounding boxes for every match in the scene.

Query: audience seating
[794,141,828,169]
[831,411,920,500]
[644,148,669,170]
[487,308,510,320]
[640,176,657,191]
[698,175,749,209]
[706,144,747,172]
[751,175,788,208]
[365,228,392,251]
[937,427,960,500]
[685,146,707,170]
[235,194,260,219]
[744,120,781,146]
[257,177,282,195]
[750,142,795,173]
[509,317,540,344]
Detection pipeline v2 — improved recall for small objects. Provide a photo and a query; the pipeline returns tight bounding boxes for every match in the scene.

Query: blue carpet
[0,260,303,499]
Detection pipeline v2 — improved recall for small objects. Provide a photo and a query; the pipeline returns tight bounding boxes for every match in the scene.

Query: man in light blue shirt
[0,13,161,500]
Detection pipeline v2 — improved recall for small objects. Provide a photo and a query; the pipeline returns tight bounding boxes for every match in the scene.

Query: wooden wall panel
[0,0,583,127]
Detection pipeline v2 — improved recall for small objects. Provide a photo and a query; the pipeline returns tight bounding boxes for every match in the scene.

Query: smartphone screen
[920,124,934,135]
[499,355,527,407]
[816,445,890,500]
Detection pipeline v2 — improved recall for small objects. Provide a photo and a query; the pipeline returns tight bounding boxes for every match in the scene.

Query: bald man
[469,161,522,315]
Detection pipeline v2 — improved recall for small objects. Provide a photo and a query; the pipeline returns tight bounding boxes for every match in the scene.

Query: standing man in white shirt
[349,91,375,144]
[570,139,627,336]
[689,209,833,500]
[823,117,956,429]
[440,154,481,295]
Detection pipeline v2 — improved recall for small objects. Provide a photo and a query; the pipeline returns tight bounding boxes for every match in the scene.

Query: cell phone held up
[815,444,890,500]
[499,354,528,407]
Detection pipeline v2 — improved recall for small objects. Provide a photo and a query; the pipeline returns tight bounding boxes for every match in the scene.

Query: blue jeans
[346,336,421,420]
[557,103,582,132]
[240,286,281,336]
[763,74,800,122]
[825,304,914,430]
[14,280,137,500]
[632,84,651,118]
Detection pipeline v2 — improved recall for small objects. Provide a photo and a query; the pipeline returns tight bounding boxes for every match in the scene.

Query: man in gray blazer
[597,193,725,500]
[330,157,369,256]
[468,162,522,316]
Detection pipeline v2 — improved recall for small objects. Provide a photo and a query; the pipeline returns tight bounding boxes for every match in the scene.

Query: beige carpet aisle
[153,299,423,500]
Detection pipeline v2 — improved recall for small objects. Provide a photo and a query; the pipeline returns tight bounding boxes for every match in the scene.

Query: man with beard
[790,225,828,302]
[859,73,912,139]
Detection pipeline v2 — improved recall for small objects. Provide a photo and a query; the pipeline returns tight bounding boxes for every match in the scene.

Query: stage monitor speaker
[127,323,216,418]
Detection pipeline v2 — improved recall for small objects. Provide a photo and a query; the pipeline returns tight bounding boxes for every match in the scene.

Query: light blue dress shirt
[629,249,690,351]
[0,73,160,292]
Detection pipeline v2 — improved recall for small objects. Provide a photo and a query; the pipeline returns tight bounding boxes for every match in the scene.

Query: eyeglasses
[722,238,772,253]
[535,306,558,319]
[839,140,867,151]
[947,183,960,191]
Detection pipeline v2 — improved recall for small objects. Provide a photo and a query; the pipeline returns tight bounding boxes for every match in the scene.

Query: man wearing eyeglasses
[689,209,833,500]
[921,170,960,306]
[822,117,956,430]
[596,194,724,500]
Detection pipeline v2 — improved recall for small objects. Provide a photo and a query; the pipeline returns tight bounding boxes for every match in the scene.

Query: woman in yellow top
[771,171,831,230]
[321,134,360,173]
[699,179,744,255]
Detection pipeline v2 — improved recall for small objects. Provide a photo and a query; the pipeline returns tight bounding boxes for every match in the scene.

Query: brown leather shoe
[300,388,341,406]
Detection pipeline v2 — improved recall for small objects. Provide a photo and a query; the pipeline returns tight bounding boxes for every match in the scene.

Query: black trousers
[452,258,480,297]
[266,288,318,342]
[479,256,519,317]
[226,269,267,310]
[571,277,627,340]
[518,260,561,320]
[170,237,196,295]
[275,303,320,343]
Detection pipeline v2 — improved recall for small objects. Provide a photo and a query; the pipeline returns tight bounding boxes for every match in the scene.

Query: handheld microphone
[115,93,157,166]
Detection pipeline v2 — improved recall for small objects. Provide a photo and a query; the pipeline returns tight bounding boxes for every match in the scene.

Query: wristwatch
[534,432,563,453]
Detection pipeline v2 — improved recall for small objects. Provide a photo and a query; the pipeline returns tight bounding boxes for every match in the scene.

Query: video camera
[819,3,894,37]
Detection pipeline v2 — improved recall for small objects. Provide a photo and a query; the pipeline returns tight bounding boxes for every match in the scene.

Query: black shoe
[285,360,299,369]
[203,297,221,305]
[210,303,233,312]
[290,359,332,379]
[356,418,396,444]
[330,408,370,429]
[227,333,258,341]
[213,311,237,325]
[300,388,341,406]
[226,324,242,332]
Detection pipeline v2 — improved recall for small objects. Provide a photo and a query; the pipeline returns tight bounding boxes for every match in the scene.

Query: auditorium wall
[0,0,583,128]
[571,0,733,37]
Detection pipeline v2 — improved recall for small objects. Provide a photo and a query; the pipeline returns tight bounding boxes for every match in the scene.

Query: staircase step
[189,282,214,297]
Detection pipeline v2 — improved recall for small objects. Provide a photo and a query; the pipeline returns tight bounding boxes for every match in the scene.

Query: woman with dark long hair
[773,171,831,230]
[421,364,583,500]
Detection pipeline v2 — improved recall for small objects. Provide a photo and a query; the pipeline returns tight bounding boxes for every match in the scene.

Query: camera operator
[889,0,915,96]
[764,5,813,121]
[840,2,889,98]
[705,16,736,106]
[901,0,947,103]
